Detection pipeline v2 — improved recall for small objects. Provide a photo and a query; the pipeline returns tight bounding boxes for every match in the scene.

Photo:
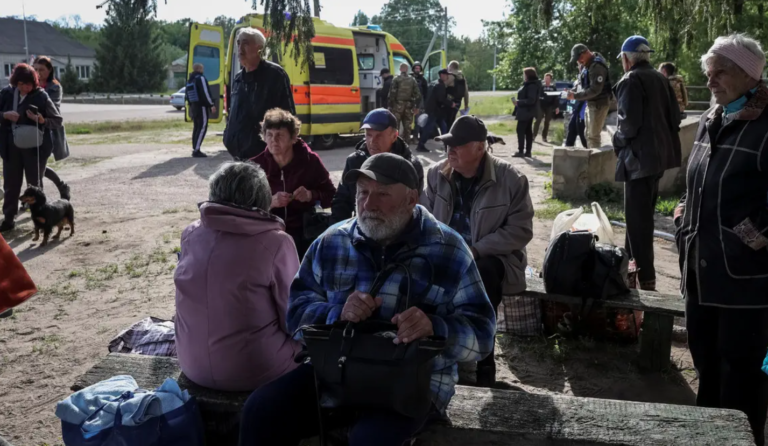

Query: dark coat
[425,80,453,118]
[224,61,295,159]
[515,79,542,122]
[0,86,62,161]
[612,61,681,182]
[376,76,393,109]
[331,137,424,223]
[250,139,336,240]
[412,73,429,108]
[676,84,768,308]
[42,80,69,161]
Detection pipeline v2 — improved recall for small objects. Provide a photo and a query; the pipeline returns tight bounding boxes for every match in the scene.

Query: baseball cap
[435,115,488,147]
[360,108,397,132]
[344,153,419,190]
[618,36,654,58]
[438,68,450,76]
[570,44,589,64]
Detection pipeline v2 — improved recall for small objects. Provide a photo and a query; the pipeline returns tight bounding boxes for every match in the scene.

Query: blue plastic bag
[59,379,204,446]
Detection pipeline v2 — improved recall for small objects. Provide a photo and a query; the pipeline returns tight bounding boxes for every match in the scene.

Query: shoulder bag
[11,88,44,150]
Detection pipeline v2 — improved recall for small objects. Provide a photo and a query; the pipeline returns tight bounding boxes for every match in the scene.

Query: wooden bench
[522,278,684,372]
[72,353,753,445]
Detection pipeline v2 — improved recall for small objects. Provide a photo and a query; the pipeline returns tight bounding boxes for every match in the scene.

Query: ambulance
[187,14,446,149]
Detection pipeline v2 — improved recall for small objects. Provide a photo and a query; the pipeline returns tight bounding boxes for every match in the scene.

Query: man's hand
[3,111,19,123]
[341,291,383,323]
[555,108,560,115]
[392,307,433,344]
[413,108,419,115]
[567,91,575,101]
[293,186,312,203]
[211,106,217,114]
[271,191,292,209]
[674,205,685,226]
[26,110,44,124]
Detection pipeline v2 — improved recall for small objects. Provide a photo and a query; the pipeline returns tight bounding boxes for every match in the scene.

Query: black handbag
[298,261,446,420]
[303,207,333,242]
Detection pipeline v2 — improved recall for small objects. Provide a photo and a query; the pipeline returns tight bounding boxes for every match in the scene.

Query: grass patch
[162,208,181,214]
[472,94,516,117]
[548,123,566,145]
[32,334,62,354]
[41,282,80,302]
[486,121,517,135]
[532,151,550,157]
[535,197,625,222]
[655,197,678,216]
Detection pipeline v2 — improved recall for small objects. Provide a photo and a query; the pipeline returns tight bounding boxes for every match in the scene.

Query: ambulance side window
[310,46,354,85]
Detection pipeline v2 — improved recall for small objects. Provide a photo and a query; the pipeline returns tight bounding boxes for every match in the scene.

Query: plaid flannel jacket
[287,205,496,413]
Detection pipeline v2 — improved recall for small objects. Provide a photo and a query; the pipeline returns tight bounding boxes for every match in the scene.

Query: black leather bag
[543,230,629,299]
[302,208,332,242]
[298,260,446,419]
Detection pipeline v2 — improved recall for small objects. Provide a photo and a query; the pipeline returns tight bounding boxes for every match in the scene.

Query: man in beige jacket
[421,115,534,387]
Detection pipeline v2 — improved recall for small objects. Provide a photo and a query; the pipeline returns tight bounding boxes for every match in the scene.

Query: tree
[90,0,166,93]
[351,10,370,26]
[61,55,84,96]
[211,16,237,53]
[371,0,452,63]
[250,0,316,67]
[51,17,102,49]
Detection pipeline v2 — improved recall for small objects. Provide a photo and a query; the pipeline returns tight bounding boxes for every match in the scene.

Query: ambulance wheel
[312,134,337,151]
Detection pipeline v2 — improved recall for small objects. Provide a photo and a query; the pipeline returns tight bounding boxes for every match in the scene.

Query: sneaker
[512,152,525,158]
[59,183,71,201]
[525,151,532,158]
[416,147,430,153]
[0,220,15,233]
[640,280,657,292]
[476,365,496,388]
[192,151,208,158]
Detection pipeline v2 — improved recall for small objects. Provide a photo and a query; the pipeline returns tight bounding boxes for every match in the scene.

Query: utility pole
[442,7,448,55]
[22,0,29,61]
[313,0,321,18]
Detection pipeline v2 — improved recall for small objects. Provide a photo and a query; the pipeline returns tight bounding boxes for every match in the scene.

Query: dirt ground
[0,130,697,446]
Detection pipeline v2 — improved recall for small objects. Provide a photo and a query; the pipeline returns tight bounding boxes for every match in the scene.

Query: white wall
[0,53,96,87]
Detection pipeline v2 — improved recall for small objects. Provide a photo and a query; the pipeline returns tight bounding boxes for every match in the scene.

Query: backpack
[542,231,629,299]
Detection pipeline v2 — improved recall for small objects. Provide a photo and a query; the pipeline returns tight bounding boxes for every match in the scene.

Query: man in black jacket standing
[533,73,559,142]
[376,68,393,109]
[331,109,423,223]
[186,63,216,158]
[224,28,295,160]
[613,36,681,291]
[416,69,455,153]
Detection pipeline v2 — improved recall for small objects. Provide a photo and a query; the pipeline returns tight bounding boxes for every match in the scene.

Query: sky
[5,0,508,39]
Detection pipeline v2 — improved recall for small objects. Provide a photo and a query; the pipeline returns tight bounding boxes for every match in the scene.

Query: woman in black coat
[34,56,71,200]
[512,67,542,158]
[0,64,63,232]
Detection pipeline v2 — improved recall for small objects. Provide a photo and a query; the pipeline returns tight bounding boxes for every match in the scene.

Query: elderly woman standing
[0,64,63,232]
[251,108,336,258]
[174,162,302,391]
[34,56,71,200]
[675,33,768,445]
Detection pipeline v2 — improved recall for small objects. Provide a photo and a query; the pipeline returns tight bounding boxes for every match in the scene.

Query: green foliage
[351,10,370,26]
[372,0,451,63]
[51,16,102,49]
[655,197,679,216]
[211,16,237,54]
[251,0,316,68]
[471,94,516,117]
[90,0,167,93]
[586,182,623,204]
[61,56,84,96]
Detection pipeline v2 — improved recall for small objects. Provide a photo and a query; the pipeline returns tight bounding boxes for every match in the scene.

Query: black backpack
[543,231,630,299]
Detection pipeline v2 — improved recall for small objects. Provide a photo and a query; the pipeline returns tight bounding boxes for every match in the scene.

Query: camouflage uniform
[388,73,422,142]
[573,54,611,148]
[667,75,688,113]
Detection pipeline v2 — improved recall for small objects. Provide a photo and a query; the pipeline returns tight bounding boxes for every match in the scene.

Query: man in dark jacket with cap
[568,44,612,148]
[421,115,534,387]
[613,36,681,291]
[417,69,456,153]
[331,109,424,223]
[376,68,393,109]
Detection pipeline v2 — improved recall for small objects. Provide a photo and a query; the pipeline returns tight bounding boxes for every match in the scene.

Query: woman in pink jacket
[174,161,302,391]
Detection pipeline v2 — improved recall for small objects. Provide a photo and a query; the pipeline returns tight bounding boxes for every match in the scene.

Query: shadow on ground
[498,334,697,406]
[131,150,231,181]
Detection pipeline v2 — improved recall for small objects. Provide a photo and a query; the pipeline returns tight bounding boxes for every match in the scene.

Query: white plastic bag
[550,202,617,246]
[417,113,429,128]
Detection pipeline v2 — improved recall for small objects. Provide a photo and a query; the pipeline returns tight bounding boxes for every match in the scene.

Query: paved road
[61,103,184,123]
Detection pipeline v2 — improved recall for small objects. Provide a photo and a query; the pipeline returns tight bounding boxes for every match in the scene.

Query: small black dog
[19,186,75,247]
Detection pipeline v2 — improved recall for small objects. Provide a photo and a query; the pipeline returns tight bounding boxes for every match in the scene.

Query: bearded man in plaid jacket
[237,153,496,446]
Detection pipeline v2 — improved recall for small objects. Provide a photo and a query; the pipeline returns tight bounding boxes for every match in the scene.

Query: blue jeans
[417,114,447,150]
[238,363,433,446]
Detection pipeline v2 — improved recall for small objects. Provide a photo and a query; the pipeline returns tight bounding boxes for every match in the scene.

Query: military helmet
[412,61,423,69]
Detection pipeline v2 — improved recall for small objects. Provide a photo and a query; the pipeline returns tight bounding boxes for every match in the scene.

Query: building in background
[0,18,96,88]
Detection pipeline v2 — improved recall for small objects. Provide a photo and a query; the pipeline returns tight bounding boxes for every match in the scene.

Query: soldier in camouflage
[388,63,422,143]
[567,44,612,148]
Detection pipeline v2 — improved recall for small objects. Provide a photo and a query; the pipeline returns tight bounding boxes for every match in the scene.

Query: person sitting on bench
[174,162,302,391]
[237,153,496,446]
[421,116,534,387]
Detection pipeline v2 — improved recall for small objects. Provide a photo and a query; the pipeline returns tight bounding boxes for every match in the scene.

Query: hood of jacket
[354,136,414,161]
[199,201,285,236]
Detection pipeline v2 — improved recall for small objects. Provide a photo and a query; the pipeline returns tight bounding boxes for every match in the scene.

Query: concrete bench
[522,278,684,372]
[71,353,753,445]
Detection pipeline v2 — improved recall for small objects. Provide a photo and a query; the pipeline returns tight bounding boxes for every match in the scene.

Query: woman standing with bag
[0,64,63,233]
[34,56,71,201]
[512,67,542,158]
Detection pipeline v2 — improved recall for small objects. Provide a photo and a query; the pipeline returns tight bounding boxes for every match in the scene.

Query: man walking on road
[224,27,295,160]
[388,64,421,143]
[568,44,612,148]
[613,36,681,291]
[411,62,429,142]
[186,63,216,158]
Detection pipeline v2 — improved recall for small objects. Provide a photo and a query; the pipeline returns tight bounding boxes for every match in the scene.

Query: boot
[476,364,496,388]
[525,150,532,158]
[512,151,525,158]
[0,219,15,233]
[639,280,657,292]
